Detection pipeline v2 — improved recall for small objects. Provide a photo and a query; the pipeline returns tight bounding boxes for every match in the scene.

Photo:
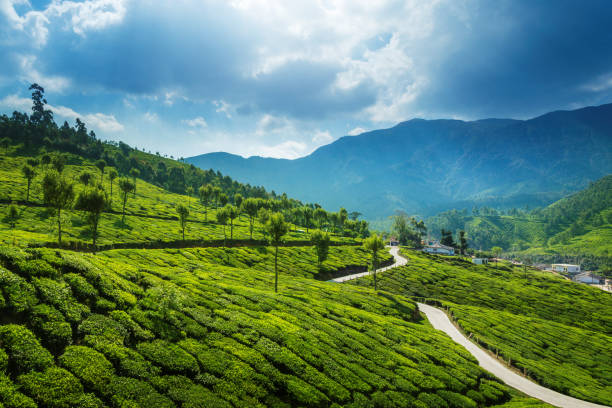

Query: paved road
[329,246,407,282]
[417,302,609,408]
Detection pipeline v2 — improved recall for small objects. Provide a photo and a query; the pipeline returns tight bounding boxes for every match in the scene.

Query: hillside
[427,175,612,271]
[350,250,612,406]
[187,104,612,218]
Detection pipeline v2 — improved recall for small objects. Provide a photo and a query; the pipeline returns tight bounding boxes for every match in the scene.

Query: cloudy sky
[1,0,611,159]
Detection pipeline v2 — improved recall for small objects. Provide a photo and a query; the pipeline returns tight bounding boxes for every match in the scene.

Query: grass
[349,249,612,405]
[0,155,357,248]
[0,244,547,407]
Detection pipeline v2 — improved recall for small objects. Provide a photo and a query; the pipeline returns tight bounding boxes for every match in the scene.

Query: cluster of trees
[390,213,426,247]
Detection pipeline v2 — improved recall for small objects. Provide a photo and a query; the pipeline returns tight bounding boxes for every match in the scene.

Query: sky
[1,0,611,159]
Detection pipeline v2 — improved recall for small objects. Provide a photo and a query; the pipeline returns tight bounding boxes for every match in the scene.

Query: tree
[491,246,503,268]
[212,186,221,208]
[440,229,455,247]
[311,230,330,267]
[129,168,140,197]
[266,213,289,293]
[118,178,135,223]
[26,158,39,168]
[6,204,19,229]
[42,171,75,245]
[364,234,385,291]
[459,230,468,256]
[22,165,36,202]
[74,187,107,249]
[176,204,189,241]
[349,211,362,221]
[40,154,51,168]
[95,160,106,183]
[225,204,239,239]
[302,207,314,233]
[79,172,94,186]
[338,208,348,232]
[233,193,243,209]
[1,137,10,154]
[241,198,259,239]
[107,169,118,205]
[185,186,194,209]
[314,208,327,230]
[216,206,230,247]
[198,184,213,221]
[51,154,66,173]
[393,214,421,247]
[29,83,53,126]
[219,193,228,207]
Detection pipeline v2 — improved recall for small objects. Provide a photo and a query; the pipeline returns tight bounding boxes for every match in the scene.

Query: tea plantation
[0,244,550,407]
[349,250,612,405]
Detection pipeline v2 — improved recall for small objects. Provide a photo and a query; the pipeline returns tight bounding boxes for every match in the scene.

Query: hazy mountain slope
[427,174,612,270]
[187,103,612,218]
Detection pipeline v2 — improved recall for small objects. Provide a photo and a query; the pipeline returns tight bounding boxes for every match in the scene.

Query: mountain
[187,103,612,219]
[427,174,612,271]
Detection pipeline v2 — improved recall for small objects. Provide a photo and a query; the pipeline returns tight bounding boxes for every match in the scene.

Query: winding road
[332,247,609,408]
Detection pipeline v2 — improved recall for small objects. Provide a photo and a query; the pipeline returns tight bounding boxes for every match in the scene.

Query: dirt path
[417,302,608,408]
[329,246,407,282]
[330,247,609,408]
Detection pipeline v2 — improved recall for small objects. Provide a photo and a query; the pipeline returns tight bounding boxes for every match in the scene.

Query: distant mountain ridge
[187,103,612,218]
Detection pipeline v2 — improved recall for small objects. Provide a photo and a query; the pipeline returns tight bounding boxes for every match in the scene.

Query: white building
[472,258,489,265]
[423,242,455,255]
[551,263,581,273]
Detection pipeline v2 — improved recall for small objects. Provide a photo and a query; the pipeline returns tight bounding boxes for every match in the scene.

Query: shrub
[0,374,37,408]
[95,298,117,313]
[109,376,175,408]
[436,390,477,408]
[17,367,85,408]
[0,325,53,374]
[79,314,128,344]
[137,340,199,376]
[0,349,7,373]
[58,346,114,393]
[33,277,89,323]
[417,392,448,408]
[14,259,57,279]
[64,273,98,301]
[0,269,37,312]
[151,375,231,408]
[29,304,73,353]
[84,336,159,380]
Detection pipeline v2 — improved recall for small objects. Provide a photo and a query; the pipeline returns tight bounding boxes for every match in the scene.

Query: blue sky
[1,0,611,159]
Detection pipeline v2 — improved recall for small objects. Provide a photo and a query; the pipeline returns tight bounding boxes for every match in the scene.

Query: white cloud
[143,111,158,122]
[580,73,612,93]
[312,129,332,144]
[52,104,124,132]
[347,127,366,136]
[258,140,308,159]
[1,0,126,47]
[0,93,124,133]
[0,93,31,111]
[182,116,207,128]
[213,100,233,118]
[16,54,71,92]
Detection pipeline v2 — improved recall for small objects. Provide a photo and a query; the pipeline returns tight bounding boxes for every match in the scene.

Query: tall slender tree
[241,198,259,239]
[311,230,330,267]
[129,168,140,197]
[118,178,135,224]
[95,159,106,183]
[364,234,385,291]
[266,213,289,293]
[108,168,118,205]
[177,204,189,241]
[74,187,107,249]
[22,165,36,202]
[186,186,194,209]
[42,170,75,246]
[216,206,230,248]
[198,184,213,221]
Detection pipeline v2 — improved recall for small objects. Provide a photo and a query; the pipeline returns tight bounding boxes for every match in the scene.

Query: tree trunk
[230,219,233,239]
[26,179,31,202]
[274,245,279,293]
[57,208,62,246]
[92,215,98,253]
[182,227,185,241]
[373,253,378,291]
[249,218,253,240]
[122,194,127,223]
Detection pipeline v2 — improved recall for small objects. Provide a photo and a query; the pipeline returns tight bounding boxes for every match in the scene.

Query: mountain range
[187,103,612,219]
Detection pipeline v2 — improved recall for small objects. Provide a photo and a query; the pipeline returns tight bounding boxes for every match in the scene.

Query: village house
[423,241,455,255]
[551,263,581,273]
[388,237,400,246]
[472,257,489,265]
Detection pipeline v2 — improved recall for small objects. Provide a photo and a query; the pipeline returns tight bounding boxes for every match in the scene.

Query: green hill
[427,175,612,271]
[350,250,612,405]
